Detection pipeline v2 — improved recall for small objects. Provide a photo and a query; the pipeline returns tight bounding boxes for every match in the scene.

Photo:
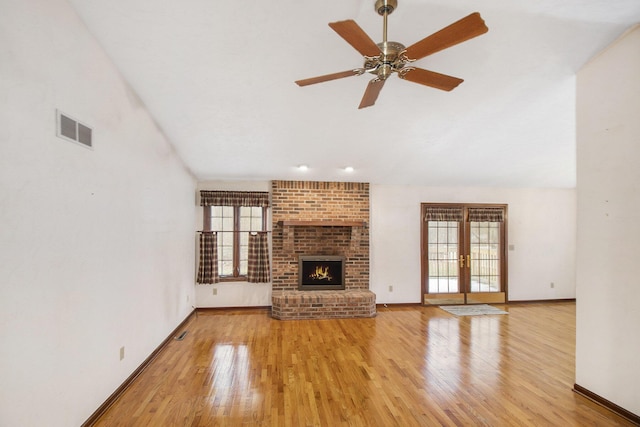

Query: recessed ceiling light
[297,164,309,171]
[344,166,354,173]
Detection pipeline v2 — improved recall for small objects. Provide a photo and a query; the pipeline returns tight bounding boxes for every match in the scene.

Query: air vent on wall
[56,110,93,148]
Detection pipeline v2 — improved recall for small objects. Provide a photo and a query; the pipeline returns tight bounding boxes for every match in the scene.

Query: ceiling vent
[56,110,93,148]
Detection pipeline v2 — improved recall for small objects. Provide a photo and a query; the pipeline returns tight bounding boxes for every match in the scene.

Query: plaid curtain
[424,206,464,222]
[196,232,219,284]
[200,191,270,207]
[247,232,270,283]
[468,207,504,222]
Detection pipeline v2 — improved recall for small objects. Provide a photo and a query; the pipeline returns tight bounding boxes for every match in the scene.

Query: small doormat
[439,304,508,316]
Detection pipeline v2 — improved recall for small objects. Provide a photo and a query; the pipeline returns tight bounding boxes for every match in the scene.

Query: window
[199,190,270,282]
[206,205,267,279]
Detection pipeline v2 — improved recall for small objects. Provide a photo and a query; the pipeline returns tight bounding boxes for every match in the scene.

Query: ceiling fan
[295,0,488,109]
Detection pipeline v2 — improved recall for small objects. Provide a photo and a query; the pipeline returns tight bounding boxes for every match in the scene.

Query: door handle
[459,255,465,268]
[467,255,471,268]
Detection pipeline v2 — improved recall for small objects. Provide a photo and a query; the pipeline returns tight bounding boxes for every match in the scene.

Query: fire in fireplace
[298,255,345,290]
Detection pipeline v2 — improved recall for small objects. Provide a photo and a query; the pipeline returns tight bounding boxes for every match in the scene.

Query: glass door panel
[424,220,465,305]
[427,221,460,293]
[469,221,501,293]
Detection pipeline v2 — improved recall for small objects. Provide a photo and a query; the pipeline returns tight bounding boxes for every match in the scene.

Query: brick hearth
[271,180,376,320]
[271,290,376,320]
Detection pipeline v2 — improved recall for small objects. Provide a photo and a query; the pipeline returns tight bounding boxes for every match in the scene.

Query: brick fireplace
[271,180,376,320]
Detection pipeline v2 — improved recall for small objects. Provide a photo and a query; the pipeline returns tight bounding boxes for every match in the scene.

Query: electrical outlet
[550,282,555,289]
[388,285,393,292]
[212,288,217,295]
[120,346,125,361]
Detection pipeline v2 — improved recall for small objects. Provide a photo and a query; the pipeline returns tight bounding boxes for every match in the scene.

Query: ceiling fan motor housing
[375,0,397,15]
[367,41,406,79]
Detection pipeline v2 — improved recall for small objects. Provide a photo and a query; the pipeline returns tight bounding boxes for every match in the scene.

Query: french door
[421,204,508,305]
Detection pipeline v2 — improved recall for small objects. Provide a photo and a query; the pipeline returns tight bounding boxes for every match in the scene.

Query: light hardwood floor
[92,302,634,426]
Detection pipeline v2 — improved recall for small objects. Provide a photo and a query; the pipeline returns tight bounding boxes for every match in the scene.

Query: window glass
[208,205,265,278]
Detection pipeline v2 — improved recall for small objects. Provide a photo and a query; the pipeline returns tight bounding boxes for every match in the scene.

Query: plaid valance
[467,207,504,222]
[425,206,505,222]
[200,191,270,207]
[424,207,464,222]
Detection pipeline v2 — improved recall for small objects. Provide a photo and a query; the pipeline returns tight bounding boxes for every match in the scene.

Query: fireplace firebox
[298,256,345,291]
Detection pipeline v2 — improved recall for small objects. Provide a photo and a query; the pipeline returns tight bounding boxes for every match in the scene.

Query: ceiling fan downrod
[375,0,397,43]
[374,0,403,80]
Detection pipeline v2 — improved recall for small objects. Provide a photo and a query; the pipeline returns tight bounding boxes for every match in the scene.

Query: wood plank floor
[92,302,634,426]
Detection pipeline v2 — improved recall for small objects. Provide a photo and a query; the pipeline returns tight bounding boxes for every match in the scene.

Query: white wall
[195,181,272,307]
[576,24,640,416]
[370,185,576,303]
[0,1,197,425]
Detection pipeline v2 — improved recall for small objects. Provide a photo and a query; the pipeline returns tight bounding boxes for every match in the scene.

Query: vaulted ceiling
[68,0,640,187]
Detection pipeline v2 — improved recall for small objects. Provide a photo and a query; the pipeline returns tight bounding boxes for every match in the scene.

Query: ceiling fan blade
[399,67,463,91]
[295,69,363,86]
[358,78,386,109]
[329,20,381,57]
[403,12,488,61]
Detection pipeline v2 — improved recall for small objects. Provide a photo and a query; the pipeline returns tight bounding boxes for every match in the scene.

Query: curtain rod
[197,230,271,233]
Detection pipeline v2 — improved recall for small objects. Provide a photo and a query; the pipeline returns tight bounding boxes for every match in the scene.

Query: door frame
[420,203,509,305]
